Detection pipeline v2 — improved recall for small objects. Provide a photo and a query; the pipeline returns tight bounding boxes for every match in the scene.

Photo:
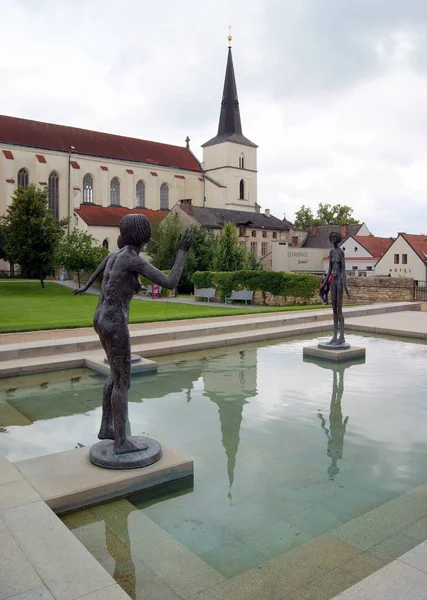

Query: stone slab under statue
[73,214,193,469]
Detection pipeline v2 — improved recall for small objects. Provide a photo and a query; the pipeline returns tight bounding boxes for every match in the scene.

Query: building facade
[375,233,427,282]
[0,38,259,260]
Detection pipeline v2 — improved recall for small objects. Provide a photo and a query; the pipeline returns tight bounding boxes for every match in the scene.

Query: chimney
[264,208,270,218]
[311,223,318,237]
[341,224,349,239]
[180,199,193,216]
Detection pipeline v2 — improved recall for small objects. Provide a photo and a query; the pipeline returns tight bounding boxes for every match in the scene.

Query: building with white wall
[375,233,427,282]
[0,37,259,260]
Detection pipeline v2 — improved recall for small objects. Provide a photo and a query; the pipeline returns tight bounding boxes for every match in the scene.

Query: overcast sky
[2,0,427,236]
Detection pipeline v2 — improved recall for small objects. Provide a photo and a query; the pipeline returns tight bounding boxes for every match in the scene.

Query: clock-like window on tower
[239,179,245,200]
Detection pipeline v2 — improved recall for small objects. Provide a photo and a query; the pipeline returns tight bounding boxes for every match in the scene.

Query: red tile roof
[400,233,427,262]
[353,235,393,258]
[0,115,202,173]
[74,204,168,228]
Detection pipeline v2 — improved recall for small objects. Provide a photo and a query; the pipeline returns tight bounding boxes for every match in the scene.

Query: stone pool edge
[0,451,133,600]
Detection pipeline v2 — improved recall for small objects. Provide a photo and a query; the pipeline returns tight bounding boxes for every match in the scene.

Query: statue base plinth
[104,354,142,365]
[86,353,158,376]
[90,436,162,470]
[317,341,350,350]
[303,345,366,363]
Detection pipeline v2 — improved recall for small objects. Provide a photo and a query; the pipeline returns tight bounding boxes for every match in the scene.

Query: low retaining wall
[253,290,319,306]
[196,277,415,306]
[346,277,414,303]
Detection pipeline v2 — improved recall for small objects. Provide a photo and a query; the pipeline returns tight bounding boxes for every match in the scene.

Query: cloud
[2,0,427,235]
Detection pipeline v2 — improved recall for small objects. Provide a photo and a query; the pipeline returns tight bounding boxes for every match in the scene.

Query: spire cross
[185,136,190,149]
[228,25,232,47]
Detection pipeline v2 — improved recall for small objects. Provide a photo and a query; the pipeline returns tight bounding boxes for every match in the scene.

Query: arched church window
[110,177,120,205]
[136,180,145,207]
[48,171,59,219]
[83,174,93,203]
[102,239,109,250]
[17,168,29,189]
[239,154,245,169]
[160,183,169,210]
[239,179,245,200]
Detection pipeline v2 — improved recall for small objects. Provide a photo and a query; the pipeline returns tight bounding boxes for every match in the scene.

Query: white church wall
[1,144,204,219]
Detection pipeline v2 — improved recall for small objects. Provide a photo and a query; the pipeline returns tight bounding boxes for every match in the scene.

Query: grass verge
[0,281,330,333]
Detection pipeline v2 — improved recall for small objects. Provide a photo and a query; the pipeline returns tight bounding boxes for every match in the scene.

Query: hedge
[192,271,320,303]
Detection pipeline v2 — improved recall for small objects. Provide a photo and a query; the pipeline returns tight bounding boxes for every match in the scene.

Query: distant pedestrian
[320,272,330,304]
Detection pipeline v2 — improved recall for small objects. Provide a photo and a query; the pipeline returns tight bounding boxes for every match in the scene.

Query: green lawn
[0,282,329,333]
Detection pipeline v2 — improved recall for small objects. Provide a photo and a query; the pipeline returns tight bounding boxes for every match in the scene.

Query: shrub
[192,270,320,303]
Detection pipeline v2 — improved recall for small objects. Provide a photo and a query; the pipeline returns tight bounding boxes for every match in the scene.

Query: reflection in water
[104,503,136,599]
[304,356,365,480]
[202,349,257,501]
[317,366,349,480]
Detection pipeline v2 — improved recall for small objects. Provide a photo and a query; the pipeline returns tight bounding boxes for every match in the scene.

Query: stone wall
[253,290,319,306]
[346,277,414,303]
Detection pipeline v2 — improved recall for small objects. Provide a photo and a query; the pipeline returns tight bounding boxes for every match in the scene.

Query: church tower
[202,35,258,212]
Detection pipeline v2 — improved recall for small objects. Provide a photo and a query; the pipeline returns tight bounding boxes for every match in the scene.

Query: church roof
[191,206,289,231]
[0,115,202,172]
[202,48,257,149]
[75,204,168,227]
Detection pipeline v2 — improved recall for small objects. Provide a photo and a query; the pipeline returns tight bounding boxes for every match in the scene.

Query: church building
[0,36,261,257]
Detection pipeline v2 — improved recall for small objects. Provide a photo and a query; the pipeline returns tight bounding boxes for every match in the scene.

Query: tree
[55,229,108,287]
[316,203,358,225]
[294,203,359,228]
[147,214,216,287]
[0,223,16,276]
[294,205,314,229]
[2,185,67,287]
[212,222,249,271]
[147,213,182,271]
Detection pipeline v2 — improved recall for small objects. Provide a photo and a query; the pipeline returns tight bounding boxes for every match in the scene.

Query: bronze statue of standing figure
[74,214,193,465]
[320,231,350,346]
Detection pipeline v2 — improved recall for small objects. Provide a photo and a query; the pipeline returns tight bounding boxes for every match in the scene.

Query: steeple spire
[202,36,257,148]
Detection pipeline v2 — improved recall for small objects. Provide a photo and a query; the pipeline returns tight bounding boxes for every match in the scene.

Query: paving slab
[1,501,117,600]
[0,527,43,600]
[332,560,427,599]
[14,445,193,514]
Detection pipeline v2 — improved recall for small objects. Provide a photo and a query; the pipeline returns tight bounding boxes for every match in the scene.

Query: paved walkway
[56,279,268,309]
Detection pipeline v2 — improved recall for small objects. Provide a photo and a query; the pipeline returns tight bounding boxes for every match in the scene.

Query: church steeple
[202,39,257,148]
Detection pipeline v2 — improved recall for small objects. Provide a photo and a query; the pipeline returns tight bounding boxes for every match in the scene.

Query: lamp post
[67,145,75,234]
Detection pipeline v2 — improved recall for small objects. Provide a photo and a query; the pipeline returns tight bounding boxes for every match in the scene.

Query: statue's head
[329,231,342,245]
[119,214,151,247]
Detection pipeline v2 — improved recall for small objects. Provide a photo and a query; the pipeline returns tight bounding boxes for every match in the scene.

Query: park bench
[194,288,216,302]
[225,290,254,305]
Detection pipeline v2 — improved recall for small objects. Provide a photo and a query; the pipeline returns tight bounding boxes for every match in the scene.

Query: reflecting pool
[2,333,427,599]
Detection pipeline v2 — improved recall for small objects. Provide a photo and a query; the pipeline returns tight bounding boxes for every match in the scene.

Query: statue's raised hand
[178,228,194,252]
